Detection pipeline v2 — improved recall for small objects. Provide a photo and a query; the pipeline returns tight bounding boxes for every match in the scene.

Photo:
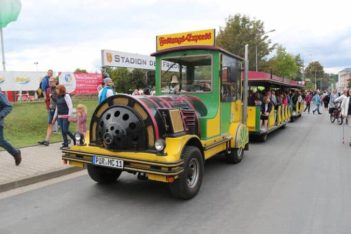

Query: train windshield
[160,54,212,94]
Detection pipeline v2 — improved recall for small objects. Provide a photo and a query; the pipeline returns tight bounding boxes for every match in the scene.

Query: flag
[0,0,21,28]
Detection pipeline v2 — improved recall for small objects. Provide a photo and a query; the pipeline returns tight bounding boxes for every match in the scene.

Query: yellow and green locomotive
[62,29,249,199]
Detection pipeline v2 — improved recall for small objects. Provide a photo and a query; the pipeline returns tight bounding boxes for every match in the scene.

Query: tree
[131,69,146,89]
[107,67,131,93]
[104,68,148,93]
[216,14,275,71]
[304,61,324,90]
[74,68,87,73]
[294,54,304,81]
[265,45,299,79]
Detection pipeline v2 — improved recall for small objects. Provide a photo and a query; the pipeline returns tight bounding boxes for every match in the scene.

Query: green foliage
[304,80,314,90]
[216,14,275,71]
[304,61,325,89]
[266,45,299,79]
[304,61,324,78]
[104,67,147,93]
[74,68,87,73]
[109,67,131,93]
[294,54,304,81]
[131,69,146,89]
[4,99,98,148]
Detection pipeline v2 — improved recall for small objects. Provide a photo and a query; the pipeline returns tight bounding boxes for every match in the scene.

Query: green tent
[0,0,21,28]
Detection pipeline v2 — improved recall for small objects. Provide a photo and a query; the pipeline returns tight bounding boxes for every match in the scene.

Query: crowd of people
[247,87,351,132]
[248,89,304,130]
[2,68,351,166]
[38,69,88,149]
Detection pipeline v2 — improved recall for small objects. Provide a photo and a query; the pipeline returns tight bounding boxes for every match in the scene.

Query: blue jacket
[0,93,13,127]
[40,75,50,92]
[313,94,321,105]
[98,86,115,104]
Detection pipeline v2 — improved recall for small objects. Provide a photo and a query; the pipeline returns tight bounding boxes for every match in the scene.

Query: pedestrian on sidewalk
[98,76,115,104]
[40,69,53,108]
[304,91,313,113]
[0,92,21,166]
[38,77,58,146]
[53,85,75,149]
[69,103,87,137]
[328,89,338,114]
[340,89,351,144]
[312,91,322,115]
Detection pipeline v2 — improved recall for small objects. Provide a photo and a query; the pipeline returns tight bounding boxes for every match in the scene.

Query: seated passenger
[248,90,255,105]
[254,92,262,106]
[260,95,272,131]
[169,75,180,94]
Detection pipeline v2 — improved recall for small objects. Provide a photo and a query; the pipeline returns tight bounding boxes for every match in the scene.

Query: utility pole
[0,28,6,71]
[314,70,317,90]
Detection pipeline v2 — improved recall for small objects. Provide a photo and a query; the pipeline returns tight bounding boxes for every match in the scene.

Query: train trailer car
[247,71,304,141]
[62,29,249,199]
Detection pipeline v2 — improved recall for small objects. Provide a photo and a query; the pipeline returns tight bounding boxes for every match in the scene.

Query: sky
[1,0,351,74]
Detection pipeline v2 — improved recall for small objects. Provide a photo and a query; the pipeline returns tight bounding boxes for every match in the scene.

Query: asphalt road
[1,111,351,234]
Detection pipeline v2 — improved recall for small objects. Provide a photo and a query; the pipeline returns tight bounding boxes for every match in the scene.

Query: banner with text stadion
[101,50,178,71]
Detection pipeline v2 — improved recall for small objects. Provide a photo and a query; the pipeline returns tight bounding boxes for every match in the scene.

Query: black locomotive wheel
[169,146,204,200]
[87,164,122,184]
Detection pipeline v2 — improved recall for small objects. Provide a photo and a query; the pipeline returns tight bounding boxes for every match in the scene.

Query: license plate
[93,156,124,169]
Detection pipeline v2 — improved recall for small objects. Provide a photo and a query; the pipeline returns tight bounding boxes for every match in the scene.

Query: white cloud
[1,0,351,74]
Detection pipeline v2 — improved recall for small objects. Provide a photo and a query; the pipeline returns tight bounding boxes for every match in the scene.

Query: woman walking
[53,85,75,149]
[341,89,351,145]
[312,91,322,115]
[304,91,313,114]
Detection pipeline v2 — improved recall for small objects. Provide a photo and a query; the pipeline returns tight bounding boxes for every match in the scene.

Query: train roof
[151,45,244,61]
[248,71,304,88]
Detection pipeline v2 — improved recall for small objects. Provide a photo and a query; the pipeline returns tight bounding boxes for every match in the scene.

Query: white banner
[101,49,179,71]
[0,71,46,91]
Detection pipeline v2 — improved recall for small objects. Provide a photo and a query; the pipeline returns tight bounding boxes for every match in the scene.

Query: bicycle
[330,102,343,125]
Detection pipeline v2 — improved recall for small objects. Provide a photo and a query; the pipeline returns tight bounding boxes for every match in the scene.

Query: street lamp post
[314,70,317,90]
[255,29,275,72]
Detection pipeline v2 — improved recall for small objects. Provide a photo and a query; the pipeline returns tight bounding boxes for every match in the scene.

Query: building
[337,68,351,91]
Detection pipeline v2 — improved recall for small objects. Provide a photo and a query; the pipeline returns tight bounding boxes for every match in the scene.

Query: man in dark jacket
[0,92,21,165]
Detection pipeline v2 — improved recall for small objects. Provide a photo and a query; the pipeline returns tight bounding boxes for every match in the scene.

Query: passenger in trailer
[260,95,272,131]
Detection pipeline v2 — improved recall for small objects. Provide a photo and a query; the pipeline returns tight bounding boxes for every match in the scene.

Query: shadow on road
[88,153,245,201]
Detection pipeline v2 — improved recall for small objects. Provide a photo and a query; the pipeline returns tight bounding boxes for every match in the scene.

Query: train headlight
[155,139,166,152]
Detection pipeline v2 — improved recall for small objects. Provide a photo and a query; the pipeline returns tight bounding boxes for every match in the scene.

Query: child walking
[71,104,88,137]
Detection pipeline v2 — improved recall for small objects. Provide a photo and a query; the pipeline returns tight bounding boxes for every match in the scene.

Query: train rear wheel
[226,148,244,164]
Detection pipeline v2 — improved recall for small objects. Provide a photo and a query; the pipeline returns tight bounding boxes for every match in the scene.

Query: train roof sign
[156,29,215,51]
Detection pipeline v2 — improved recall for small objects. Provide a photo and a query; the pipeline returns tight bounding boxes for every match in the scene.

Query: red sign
[71,73,102,95]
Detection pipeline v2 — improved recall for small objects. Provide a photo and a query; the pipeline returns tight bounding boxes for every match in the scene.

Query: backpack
[37,81,44,98]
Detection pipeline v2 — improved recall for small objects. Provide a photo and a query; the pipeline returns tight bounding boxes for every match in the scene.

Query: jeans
[57,118,75,146]
[304,103,311,113]
[0,126,18,157]
[313,104,321,114]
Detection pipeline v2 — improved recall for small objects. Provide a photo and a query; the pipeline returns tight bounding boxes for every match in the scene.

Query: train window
[160,55,212,94]
[221,55,242,102]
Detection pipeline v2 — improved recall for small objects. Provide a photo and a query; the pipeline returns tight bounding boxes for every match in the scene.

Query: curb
[0,167,83,193]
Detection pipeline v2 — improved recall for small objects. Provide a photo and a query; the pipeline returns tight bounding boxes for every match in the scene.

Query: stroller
[330,102,343,125]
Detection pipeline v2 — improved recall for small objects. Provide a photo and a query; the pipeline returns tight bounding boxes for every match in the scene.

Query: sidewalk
[0,143,82,193]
